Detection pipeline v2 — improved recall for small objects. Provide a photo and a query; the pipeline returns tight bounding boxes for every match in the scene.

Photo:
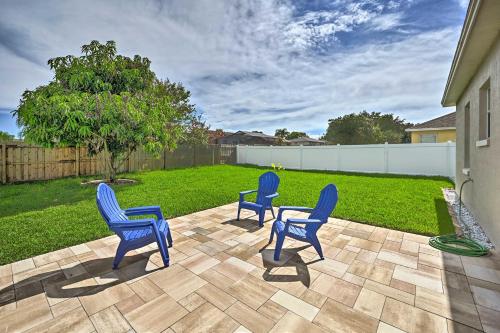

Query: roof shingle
[411,112,456,129]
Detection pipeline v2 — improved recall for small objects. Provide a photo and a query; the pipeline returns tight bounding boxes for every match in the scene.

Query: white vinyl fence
[237,142,456,178]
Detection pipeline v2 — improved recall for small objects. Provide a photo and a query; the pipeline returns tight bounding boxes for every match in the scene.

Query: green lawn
[0,165,454,264]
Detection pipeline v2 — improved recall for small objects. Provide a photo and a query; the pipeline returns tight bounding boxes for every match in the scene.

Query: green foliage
[275,129,308,141]
[275,128,289,139]
[274,128,289,144]
[0,165,453,264]
[14,40,206,180]
[0,131,14,141]
[323,111,413,144]
[286,131,308,140]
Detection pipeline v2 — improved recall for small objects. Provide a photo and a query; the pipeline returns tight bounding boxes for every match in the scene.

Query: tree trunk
[102,141,118,182]
[109,154,118,182]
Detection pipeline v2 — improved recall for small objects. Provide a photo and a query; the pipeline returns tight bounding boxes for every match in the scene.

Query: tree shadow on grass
[0,250,161,307]
[0,177,136,219]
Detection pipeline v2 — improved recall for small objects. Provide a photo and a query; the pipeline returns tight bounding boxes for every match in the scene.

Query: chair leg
[157,232,170,267]
[269,222,276,244]
[113,242,128,269]
[311,237,324,260]
[258,208,265,227]
[274,234,285,261]
[166,228,173,248]
[270,206,276,219]
[237,206,241,221]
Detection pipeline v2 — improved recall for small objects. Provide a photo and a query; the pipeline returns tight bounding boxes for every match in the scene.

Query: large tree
[286,131,308,140]
[15,40,206,181]
[322,111,412,144]
[274,129,309,140]
[275,128,289,139]
[0,131,14,141]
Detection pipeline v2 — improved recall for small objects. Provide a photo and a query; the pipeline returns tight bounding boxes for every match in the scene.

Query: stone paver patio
[1,203,499,333]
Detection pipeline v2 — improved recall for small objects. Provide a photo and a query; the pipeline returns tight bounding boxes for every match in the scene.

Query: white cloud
[368,13,404,31]
[457,0,469,9]
[284,4,380,49]
[0,0,462,136]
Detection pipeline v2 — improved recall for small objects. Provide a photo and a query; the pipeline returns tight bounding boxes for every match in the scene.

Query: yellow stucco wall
[410,129,456,143]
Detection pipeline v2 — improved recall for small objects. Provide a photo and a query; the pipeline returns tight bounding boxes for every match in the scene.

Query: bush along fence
[0,142,236,184]
[237,142,456,178]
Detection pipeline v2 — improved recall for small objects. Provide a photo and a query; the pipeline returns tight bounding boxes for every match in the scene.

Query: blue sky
[0,0,467,137]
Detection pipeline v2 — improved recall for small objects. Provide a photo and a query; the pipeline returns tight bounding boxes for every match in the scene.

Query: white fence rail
[237,143,456,178]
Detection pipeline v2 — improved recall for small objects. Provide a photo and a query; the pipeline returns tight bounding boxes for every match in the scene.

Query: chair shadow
[0,250,162,307]
[222,217,273,233]
[259,244,322,288]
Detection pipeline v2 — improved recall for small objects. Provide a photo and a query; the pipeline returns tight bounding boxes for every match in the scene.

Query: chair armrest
[285,218,323,226]
[277,206,313,220]
[240,190,257,195]
[239,190,257,201]
[109,218,155,229]
[265,192,279,199]
[125,206,163,220]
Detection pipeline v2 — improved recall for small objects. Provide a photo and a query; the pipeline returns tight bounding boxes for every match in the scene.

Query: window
[464,103,470,168]
[487,85,491,138]
[479,79,491,141]
[420,134,437,143]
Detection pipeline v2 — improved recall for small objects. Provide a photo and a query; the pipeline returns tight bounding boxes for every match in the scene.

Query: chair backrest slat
[256,171,280,205]
[308,184,338,228]
[96,183,128,228]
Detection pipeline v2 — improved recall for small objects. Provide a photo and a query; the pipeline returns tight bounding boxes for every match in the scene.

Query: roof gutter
[405,127,456,132]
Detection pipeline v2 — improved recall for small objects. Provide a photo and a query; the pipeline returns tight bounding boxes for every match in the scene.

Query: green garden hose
[429,234,489,256]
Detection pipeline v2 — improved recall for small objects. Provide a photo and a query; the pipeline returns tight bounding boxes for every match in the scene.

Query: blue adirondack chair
[96,183,172,269]
[237,171,280,227]
[269,184,338,261]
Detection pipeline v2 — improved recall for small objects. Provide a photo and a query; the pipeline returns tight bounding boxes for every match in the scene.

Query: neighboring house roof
[219,130,282,142]
[288,137,327,143]
[207,130,233,138]
[406,112,456,132]
[235,131,278,138]
[207,130,234,143]
[442,0,500,106]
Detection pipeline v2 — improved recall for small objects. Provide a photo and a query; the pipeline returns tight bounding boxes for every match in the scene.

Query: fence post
[75,148,80,177]
[43,148,46,180]
[128,148,132,172]
[1,144,6,184]
[336,144,341,171]
[212,146,215,165]
[384,142,389,173]
[192,145,196,166]
[299,145,303,170]
[163,149,167,170]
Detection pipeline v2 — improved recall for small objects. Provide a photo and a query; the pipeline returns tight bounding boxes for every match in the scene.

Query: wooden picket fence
[0,142,236,184]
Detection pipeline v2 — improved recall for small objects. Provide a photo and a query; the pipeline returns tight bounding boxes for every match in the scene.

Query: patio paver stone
[0,202,499,332]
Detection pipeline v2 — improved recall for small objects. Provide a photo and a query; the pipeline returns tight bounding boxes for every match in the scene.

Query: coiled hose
[429,234,488,256]
[428,177,489,257]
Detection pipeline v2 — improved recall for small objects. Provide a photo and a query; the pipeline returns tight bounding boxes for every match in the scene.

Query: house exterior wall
[455,36,500,247]
[410,130,456,143]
